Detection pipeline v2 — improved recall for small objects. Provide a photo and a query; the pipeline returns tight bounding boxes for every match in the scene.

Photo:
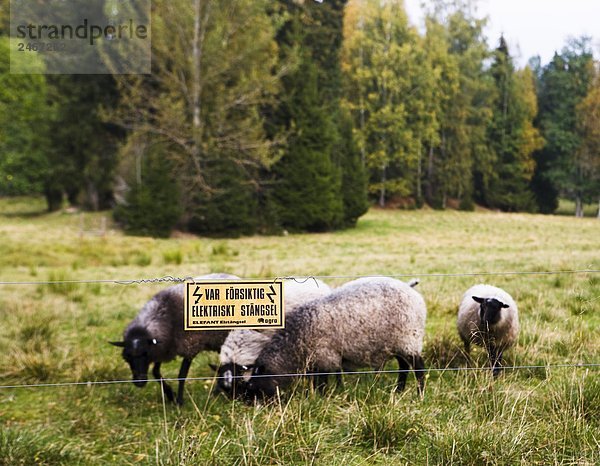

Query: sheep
[213,278,332,398]
[457,284,519,376]
[110,273,240,405]
[239,277,427,401]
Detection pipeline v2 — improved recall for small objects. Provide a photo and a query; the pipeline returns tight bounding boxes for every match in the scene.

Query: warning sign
[184,280,285,330]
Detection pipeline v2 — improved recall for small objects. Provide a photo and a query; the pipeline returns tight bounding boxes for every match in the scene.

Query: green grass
[0,197,599,464]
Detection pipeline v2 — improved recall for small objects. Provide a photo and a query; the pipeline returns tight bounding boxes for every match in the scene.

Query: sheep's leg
[310,373,328,393]
[460,336,472,364]
[463,340,471,355]
[412,355,426,396]
[153,363,175,402]
[488,346,503,377]
[335,372,344,389]
[491,349,504,377]
[396,356,410,392]
[176,358,193,405]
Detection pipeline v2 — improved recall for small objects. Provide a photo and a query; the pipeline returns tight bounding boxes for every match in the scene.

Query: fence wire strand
[0,363,598,391]
[0,269,599,286]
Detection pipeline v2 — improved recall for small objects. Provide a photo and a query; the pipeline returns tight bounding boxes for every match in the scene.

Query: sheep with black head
[110,273,239,405]
[457,284,519,376]
[213,278,332,398]
[239,277,427,402]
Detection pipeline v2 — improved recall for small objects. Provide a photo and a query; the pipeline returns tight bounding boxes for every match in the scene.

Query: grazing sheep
[239,277,427,401]
[213,278,332,398]
[457,284,519,376]
[110,273,240,405]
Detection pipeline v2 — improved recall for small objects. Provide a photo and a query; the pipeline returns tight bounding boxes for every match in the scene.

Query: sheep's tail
[408,279,420,288]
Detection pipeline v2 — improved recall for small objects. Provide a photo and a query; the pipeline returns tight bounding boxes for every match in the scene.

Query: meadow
[0,196,598,465]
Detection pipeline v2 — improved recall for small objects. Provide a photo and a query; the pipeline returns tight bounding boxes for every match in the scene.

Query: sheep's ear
[472,296,485,304]
[501,303,510,309]
[209,363,218,372]
[109,341,126,347]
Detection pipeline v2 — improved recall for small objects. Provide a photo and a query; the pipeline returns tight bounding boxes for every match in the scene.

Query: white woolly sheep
[110,273,240,405]
[213,278,332,397]
[457,284,519,376]
[240,277,427,401]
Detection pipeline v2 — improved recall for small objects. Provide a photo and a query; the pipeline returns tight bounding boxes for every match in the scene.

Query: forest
[1,0,599,237]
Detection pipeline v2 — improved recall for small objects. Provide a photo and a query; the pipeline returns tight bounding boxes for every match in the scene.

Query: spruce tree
[338,109,369,226]
[188,159,259,237]
[484,37,542,211]
[271,55,343,231]
[268,0,350,231]
[532,39,594,213]
[114,148,182,238]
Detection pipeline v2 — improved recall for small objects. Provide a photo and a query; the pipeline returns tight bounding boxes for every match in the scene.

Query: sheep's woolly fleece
[254,277,427,378]
[126,273,239,361]
[219,278,332,367]
[457,283,519,349]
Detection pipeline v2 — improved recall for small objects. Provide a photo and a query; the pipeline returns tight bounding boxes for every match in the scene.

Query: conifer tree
[0,37,50,198]
[484,37,542,211]
[271,54,343,231]
[532,38,595,213]
[269,0,352,231]
[114,144,182,238]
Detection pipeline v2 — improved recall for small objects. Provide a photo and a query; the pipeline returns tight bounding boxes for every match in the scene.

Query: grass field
[0,196,598,465]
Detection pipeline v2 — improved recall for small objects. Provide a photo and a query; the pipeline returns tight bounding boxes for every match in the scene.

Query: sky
[404,0,599,67]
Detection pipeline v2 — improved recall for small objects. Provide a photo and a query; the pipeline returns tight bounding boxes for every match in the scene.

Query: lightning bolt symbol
[266,285,276,304]
[193,285,203,305]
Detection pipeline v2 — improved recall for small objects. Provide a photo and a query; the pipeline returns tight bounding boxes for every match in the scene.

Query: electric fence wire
[0,268,599,286]
[0,363,598,391]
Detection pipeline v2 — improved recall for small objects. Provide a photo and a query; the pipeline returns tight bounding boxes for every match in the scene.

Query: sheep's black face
[473,296,509,326]
[215,363,252,399]
[243,366,278,403]
[111,336,157,387]
[122,339,153,387]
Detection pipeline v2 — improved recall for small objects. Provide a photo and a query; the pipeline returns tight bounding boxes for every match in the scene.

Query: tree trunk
[575,195,583,218]
[192,0,202,133]
[45,187,63,212]
[426,144,434,203]
[379,165,386,208]
[416,145,422,206]
[87,181,99,212]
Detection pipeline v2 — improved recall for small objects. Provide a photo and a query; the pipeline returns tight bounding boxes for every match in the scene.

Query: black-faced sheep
[213,278,332,398]
[457,284,519,376]
[239,277,427,401]
[110,273,239,405]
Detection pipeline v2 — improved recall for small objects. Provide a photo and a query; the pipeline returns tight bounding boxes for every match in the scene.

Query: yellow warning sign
[184,280,285,330]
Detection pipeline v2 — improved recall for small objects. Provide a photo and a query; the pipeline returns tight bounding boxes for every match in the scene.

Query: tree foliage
[0,37,50,197]
[3,0,599,235]
[114,143,182,238]
[111,0,281,233]
[532,38,595,214]
[484,37,543,211]
[268,0,365,231]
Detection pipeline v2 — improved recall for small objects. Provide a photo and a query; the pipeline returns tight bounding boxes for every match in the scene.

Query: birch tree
[110,0,282,233]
